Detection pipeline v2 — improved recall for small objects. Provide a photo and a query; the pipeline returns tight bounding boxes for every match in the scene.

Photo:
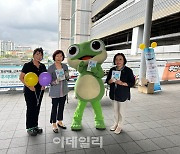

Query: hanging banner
[144,48,159,83]
[162,62,180,81]
[144,48,161,91]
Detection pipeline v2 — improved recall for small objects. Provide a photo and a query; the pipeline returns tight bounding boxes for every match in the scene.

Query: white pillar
[58,0,71,52]
[74,0,91,43]
[131,26,143,55]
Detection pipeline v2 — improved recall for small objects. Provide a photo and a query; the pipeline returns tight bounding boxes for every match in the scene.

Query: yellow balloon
[151,42,157,48]
[24,72,38,87]
[139,43,146,50]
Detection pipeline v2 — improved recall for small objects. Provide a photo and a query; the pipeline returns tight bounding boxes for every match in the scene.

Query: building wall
[58,0,180,55]
[0,40,15,57]
[58,0,91,53]
[58,0,71,54]
[91,0,180,39]
[91,0,114,17]
[73,0,91,43]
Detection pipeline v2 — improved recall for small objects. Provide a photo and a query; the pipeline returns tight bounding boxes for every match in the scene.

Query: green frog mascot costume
[67,39,107,131]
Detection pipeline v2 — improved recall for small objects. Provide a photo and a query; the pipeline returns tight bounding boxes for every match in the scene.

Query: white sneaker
[114,126,122,134]
[110,124,118,131]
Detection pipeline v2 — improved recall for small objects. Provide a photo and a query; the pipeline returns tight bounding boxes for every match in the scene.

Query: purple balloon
[39,72,52,86]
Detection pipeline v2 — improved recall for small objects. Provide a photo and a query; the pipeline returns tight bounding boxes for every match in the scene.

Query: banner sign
[162,62,180,81]
[144,48,159,83]
[0,65,76,89]
[0,65,23,88]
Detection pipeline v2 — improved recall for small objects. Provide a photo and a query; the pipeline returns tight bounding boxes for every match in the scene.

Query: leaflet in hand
[111,70,121,82]
[87,60,97,71]
[55,69,65,81]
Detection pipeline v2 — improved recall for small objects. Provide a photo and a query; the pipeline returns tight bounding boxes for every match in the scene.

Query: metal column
[139,0,154,81]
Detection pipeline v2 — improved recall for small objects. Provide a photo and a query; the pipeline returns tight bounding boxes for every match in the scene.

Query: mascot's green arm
[77,61,86,73]
[91,64,104,78]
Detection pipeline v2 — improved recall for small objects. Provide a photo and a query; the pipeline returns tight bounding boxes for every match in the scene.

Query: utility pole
[139,0,154,81]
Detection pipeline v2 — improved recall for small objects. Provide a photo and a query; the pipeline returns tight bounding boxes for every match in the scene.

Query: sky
[0,0,58,53]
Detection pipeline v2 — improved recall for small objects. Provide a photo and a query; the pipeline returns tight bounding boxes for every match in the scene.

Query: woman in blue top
[48,50,69,133]
[106,53,135,134]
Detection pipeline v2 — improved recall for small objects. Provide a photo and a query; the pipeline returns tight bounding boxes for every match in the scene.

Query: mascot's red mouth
[79,56,94,60]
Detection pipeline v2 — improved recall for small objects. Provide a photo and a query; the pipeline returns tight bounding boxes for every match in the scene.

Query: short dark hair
[52,50,65,61]
[113,53,127,65]
[33,47,44,57]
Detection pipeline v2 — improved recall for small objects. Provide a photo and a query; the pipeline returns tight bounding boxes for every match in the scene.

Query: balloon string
[35,91,38,105]
[35,90,42,106]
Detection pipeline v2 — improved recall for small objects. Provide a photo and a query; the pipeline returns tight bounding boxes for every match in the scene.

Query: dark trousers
[50,96,66,123]
[24,90,44,129]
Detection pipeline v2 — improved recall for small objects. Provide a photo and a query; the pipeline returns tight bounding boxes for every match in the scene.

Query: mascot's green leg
[71,100,87,131]
[91,101,106,130]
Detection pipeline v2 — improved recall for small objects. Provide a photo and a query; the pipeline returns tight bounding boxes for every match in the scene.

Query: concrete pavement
[0,83,180,154]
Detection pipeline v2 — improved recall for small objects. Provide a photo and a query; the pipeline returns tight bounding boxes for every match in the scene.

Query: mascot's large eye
[90,40,104,52]
[67,45,79,58]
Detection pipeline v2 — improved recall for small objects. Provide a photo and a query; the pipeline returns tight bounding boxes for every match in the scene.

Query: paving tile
[136,115,153,122]
[64,139,83,151]
[120,141,144,154]
[154,127,175,136]
[126,117,141,123]
[103,144,126,154]
[98,134,117,146]
[165,134,180,145]
[7,146,27,154]
[28,134,45,145]
[13,129,28,138]
[46,142,65,154]
[127,131,148,141]
[156,119,175,127]
[0,149,7,154]
[147,149,168,154]
[46,133,63,143]
[91,128,110,136]
[76,128,94,137]
[111,132,133,143]
[61,130,78,138]
[135,139,160,152]
[27,144,45,154]
[144,121,162,129]
[1,123,17,132]
[0,139,11,150]
[151,136,175,148]
[0,131,14,140]
[164,146,180,154]
[166,125,180,134]
[85,147,105,154]
[140,129,162,138]
[122,123,137,132]
[65,149,86,154]
[132,122,150,130]
[148,114,165,121]
[9,137,28,148]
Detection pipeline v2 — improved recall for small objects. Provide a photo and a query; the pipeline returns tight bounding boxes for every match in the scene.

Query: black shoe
[27,128,38,136]
[34,127,43,134]
[57,123,67,129]
[53,128,59,133]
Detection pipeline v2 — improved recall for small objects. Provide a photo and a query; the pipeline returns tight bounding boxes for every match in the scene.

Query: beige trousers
[112,100,127,127]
